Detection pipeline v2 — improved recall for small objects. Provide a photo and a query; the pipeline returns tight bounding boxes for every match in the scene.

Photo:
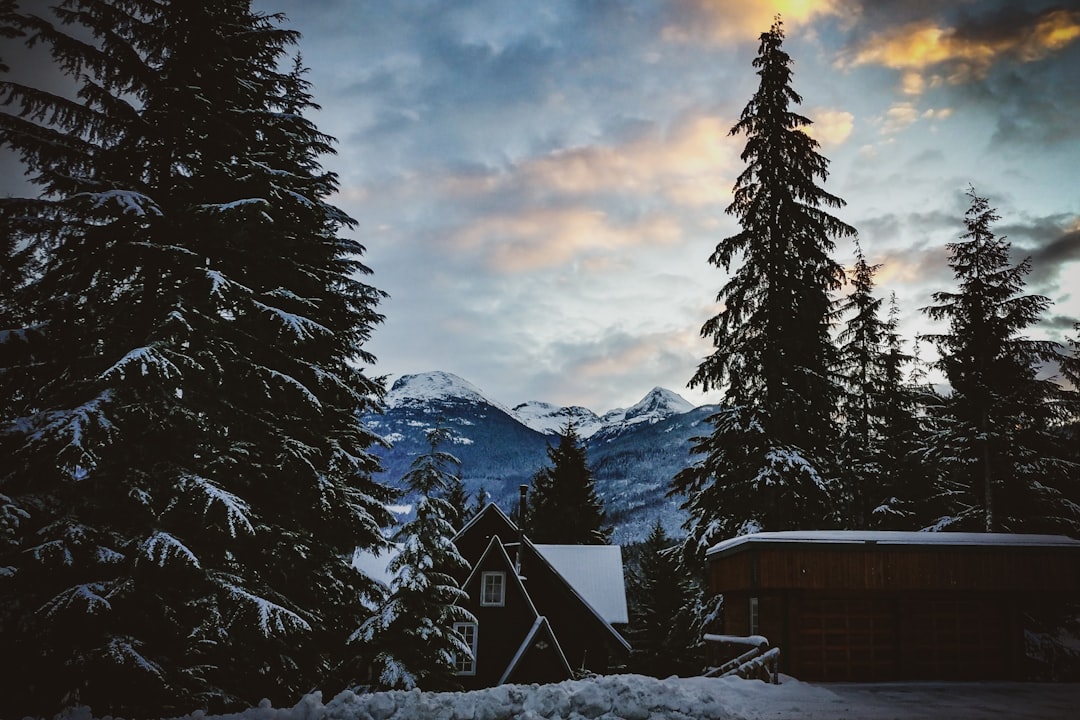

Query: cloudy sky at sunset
[9,1,1080,412]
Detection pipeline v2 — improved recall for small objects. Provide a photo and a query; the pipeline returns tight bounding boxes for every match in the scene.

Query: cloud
[841,8,1080,80]
[662,0,856,44]
[880,102,920,134]
[451,207,683,273]
[536,327,718,409]
[513,115,740,206]
[805,109,855,147]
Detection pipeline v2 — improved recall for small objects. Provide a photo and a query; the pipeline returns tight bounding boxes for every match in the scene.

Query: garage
[707,531,1080,681]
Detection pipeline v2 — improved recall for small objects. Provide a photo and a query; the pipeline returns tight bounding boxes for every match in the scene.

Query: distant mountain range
[364,371,718,543]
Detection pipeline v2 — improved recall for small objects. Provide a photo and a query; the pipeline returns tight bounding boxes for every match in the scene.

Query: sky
[6,0,1080,413]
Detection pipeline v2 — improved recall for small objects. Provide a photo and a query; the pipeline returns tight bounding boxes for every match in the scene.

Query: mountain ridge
[366,370,714,542]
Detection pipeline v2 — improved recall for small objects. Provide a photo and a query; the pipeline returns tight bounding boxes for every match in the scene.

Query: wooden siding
[711,545,1080,594]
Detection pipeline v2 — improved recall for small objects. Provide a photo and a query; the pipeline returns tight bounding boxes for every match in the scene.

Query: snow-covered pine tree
[625,519,697,678]
[0,3,394,716]
[525,422,611,544]
[921,187,1080,535]
[671,17,853,570]
[352,427,475,691]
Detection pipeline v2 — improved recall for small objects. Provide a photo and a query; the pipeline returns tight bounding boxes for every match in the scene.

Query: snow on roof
[532,544,629,625]
[707,530,1080,557]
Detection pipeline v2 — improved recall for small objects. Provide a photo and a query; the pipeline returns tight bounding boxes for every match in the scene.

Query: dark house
[353,502,630,689]
[707,530,1080,682]
[451,503,630,689]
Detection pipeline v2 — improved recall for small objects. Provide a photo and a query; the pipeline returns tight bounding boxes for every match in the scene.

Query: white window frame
[480,571,506,607]
[749,596,760,636]
[453,621,478,676]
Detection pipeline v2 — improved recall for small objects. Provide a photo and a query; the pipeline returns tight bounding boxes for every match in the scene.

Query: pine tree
[835,241,888,527]
[0,3,394,715]
[835,247,931,529]
[524,422,611,544]
[626,519,696,678]
[351,427,475,691]
[671,18,853,570]
[865,296,937,529]
[921,187,1080,535]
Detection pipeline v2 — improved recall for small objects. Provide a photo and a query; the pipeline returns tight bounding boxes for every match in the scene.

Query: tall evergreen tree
[835,241,888,527]
[0,3,394,716]
[835,248,930,529]
[625,519,697,678]
[351,427,475,691]
[524,422,611,544]
[865,295,937,529]
[671,18,853,570]
[921,187,1080,535]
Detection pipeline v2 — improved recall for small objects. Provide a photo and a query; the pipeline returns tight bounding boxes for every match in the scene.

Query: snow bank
[149,674,819,720]
[57,674,1079,720]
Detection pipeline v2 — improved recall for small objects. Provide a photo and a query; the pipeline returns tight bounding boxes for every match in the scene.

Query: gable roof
[462,534,540,618]
[516,538,631,654]
[453,501,516,543]
[498,616,572,685]
[532,544,629,624]
[707,530,1080,558]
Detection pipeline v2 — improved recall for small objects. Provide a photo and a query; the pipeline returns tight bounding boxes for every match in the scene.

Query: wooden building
[354,502,630,689]
[706,530,1080,682]
[451,503,630,689]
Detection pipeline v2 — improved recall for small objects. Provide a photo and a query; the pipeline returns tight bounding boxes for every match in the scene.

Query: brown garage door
[899,596,1010,680]
[791,594,1012,681]
[792,595,897,681]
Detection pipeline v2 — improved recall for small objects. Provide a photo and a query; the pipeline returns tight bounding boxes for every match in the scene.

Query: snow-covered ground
[58,673,1079,720]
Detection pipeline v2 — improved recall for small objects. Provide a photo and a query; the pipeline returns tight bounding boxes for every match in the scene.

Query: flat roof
[706,530,1080,558]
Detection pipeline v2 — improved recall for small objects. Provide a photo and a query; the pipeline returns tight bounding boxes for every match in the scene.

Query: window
[749,596,760,636]
[453,622,478,675]
[481,571,505,606]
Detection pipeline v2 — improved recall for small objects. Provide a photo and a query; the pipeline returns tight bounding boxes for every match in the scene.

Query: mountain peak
[384,371,500,409]
[624,387,694,420]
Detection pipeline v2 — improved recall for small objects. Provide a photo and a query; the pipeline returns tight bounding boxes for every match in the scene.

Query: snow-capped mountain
[384,371,512,414]
[510,401,604,438]
[590,387,697,442]
[364,371,715,542]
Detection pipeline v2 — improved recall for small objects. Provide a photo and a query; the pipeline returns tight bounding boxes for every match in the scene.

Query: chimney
[516,484,528,575]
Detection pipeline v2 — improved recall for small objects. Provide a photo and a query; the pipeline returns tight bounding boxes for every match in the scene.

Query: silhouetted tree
[672,17,853,571]
[921,187,1080,535]
[626,519,697,677]
[525,423,611,544]
[0,3,393,715]
[864,296,938,529]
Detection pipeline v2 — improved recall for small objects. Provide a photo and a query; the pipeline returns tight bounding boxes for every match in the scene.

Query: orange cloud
[842,9,1080,80]
[452,207,682,273]
[517,115,740,207]
[663,0,856,44]
[805,108,854,147]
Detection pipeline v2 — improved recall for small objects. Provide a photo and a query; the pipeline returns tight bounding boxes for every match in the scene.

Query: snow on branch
[100,345,181,381]
[142,531,200,569]
[73,189,162,217]
[16,391,114,468]
[198,198,270,213]
[180,474,255,538]
[252,300,331,340]
[39,582,113,618]
[106,636,164,677]
[215,575,312,637]
[258,366,322,408]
